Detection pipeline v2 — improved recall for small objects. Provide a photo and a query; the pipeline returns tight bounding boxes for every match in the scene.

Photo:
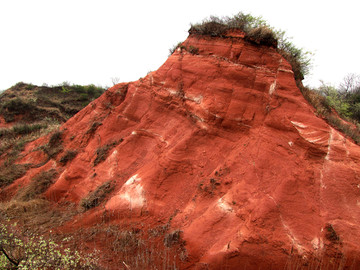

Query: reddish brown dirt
[2,33,360,269]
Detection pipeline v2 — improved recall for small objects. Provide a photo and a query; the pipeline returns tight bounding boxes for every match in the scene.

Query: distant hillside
[0,82,106,174]
[0,82,105,125]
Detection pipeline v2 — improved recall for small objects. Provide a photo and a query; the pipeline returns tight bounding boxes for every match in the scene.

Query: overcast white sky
[0,0,359,91]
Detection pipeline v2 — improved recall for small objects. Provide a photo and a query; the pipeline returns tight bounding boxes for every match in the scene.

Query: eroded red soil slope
[2,32,360,269]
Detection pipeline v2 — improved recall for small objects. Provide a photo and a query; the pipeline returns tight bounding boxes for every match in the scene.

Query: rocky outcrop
[2,32,360,269]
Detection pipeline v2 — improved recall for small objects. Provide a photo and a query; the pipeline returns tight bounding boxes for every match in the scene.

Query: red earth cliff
[2,32,360,269]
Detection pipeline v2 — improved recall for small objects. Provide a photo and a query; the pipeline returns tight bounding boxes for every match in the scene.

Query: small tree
[339,73,360,95]
[111,77,120,86]
[319,82,351,117]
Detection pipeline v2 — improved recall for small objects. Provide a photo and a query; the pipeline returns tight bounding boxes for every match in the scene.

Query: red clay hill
[1,30,360,269]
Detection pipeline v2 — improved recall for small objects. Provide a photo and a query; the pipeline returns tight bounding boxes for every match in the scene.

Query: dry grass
[300,86,331,116]
[164,230,183,248]
[246,26,277,47]
[86,121,102,136]
[59,149,78,165]
[15,169,57,201]
[93,140,122,166]
[0,120,60,157]
[41,129,64,158]
[0,163,28,188]
[74,223,186,269]
[80,181,115,210]
[0,198,50,217]
[0,199,78,235]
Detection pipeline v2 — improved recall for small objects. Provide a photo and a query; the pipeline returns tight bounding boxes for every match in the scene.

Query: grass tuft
[16,169,57,201]
[59,150,78,165]
[0,164,28,188]
[80,181,115,210]
[93,140,122,166]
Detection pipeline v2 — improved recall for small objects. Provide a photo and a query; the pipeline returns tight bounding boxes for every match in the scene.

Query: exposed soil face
[1,34,360,269]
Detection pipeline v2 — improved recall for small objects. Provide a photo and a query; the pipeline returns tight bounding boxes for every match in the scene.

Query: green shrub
[299,84,360,145]
[188,45,199,55]
[61,86,71,93]
[188,13,267,38]
[277,32,312,80]
[169,42,185,55]
[71,84,86,93]
[78,93,89,101]
[25,83,36,90]
[2,98,34,114]
[86,84,96,96]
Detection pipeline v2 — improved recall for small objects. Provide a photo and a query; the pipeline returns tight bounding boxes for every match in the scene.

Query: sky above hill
[0,0,359,91]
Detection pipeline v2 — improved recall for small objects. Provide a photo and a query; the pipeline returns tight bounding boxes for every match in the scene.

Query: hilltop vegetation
[183,12,312,81]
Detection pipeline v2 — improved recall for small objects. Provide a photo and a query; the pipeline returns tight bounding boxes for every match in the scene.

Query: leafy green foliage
[0,221,99,269]
[318,76,360,123]
[65,84,104,99]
